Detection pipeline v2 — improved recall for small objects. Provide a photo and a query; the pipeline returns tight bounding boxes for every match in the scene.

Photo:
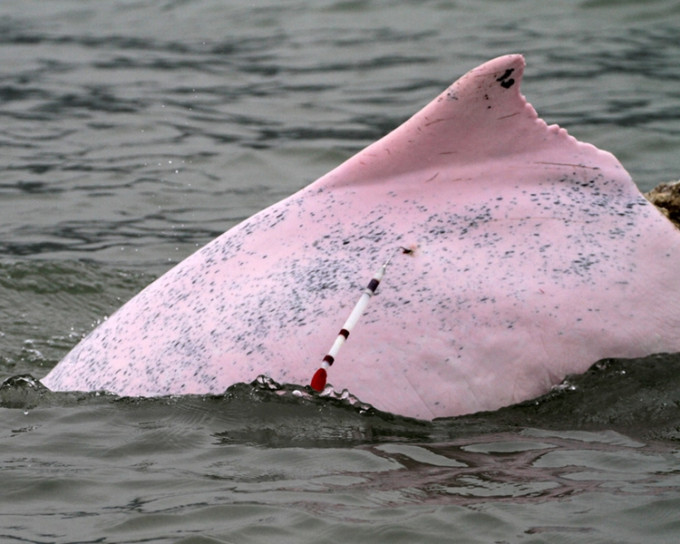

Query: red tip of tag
[310,368,327,392]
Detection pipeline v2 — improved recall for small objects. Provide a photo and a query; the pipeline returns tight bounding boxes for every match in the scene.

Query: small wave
[3,354,680,446]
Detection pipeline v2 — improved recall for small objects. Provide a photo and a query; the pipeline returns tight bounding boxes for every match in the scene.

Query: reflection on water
[1,384,679,543]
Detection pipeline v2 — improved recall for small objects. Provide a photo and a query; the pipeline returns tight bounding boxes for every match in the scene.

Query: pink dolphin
[42,54,680,420]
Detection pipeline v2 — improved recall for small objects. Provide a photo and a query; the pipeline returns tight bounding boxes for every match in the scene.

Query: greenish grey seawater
[1,1,679,542]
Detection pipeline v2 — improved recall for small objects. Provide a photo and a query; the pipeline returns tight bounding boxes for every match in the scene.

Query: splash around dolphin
[42,54,680,420]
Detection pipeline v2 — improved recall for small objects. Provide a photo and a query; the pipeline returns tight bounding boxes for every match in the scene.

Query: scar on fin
[496,68,515,89]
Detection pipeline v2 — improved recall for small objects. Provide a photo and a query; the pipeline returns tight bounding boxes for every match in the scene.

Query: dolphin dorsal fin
[321,54,625,189]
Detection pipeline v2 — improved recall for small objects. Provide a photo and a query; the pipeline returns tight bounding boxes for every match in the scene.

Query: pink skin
[42,55,680,420]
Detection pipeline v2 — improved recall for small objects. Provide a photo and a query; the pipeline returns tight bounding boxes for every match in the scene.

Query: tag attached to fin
[310,367,327,392]
[309,246,414,393]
